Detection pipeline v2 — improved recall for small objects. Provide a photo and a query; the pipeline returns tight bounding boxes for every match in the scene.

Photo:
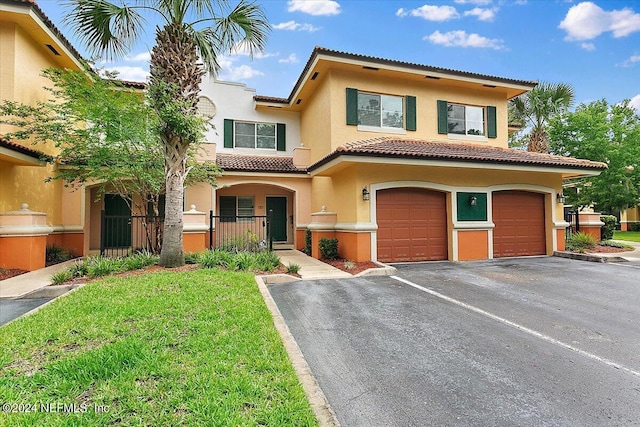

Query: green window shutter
[276,123,286,151]
[224,119,234,148]
[487,106,497,138]
[406,95,417,131]
[219,196,237,223]
[346,87,358,125]
[437,100,448,134]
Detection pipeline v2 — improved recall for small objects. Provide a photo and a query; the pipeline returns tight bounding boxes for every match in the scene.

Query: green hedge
[600,215,617,240]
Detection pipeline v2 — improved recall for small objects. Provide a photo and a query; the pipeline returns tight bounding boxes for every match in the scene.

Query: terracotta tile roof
[309,137,607,171]
[0,137,49,160]
[216,154,307,174]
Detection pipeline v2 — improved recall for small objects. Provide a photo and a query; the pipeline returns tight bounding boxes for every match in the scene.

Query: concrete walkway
[276,249,353,280]
[0,259,78,299]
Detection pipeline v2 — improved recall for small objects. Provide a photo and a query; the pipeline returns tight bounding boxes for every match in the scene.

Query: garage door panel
[493,191,545,258]
[377,188,448,263]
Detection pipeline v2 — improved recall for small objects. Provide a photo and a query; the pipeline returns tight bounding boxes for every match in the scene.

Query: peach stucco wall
[458,230,489,261]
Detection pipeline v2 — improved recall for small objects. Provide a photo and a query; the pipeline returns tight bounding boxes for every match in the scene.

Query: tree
[510,82,575,153]
[0,67,219,252]
[65,0,269,267]
[549,99,640,212]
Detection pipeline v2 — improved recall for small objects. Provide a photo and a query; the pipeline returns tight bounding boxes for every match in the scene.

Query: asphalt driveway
[269,257,640,427]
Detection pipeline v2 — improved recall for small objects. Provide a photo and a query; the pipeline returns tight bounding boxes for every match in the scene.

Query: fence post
[100,209,106,256]
[209,209,214,250]
[267,209,273,251]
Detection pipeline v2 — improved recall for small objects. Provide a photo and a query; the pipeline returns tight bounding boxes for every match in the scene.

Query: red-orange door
[376,188,447,262]
[492,191,546,258]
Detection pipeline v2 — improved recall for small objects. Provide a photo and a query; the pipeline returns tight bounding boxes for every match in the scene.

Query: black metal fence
[209,210,273,252]
[100,211,163,257]
[565,209,580,240]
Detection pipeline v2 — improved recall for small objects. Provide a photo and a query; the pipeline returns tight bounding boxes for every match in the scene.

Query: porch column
[578,212,605,241]
[0,204,54,271]
[308,206,337,259]
[183,205,208,252]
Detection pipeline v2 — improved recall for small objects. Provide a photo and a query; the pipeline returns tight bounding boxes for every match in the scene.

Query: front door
[266,197,287,242]
[104,194,132,248]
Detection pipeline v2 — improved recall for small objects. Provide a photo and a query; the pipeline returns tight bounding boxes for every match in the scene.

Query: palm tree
[510,82,575,153]
[65,0,269,267]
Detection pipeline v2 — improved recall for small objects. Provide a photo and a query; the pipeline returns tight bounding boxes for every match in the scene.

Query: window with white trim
[234,122,276,149]
[219,196,255,222]
[447,104,485,136]
[357,92,404,129]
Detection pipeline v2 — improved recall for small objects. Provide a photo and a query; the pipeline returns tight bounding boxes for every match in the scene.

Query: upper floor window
[235,122,276,149]
[437,100,497,139]
[346,88,416,132]
[223,119,286,151]
[447,104,485,136]
[357,92,404,129]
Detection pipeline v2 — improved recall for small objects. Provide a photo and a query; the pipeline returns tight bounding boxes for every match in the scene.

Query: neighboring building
[197,47,606,262]
[1,1,606,270]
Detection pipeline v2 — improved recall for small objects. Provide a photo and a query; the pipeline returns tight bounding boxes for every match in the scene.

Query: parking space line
[390,275,640,379]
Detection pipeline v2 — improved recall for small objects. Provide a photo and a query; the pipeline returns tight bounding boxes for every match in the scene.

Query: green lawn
[0,269,317,426]
[613,231,640,243]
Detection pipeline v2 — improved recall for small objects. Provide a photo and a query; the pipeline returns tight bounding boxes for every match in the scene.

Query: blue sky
[37,0,640,111]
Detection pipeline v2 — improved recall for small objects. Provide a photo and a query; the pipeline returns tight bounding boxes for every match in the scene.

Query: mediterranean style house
[1,0,609,271]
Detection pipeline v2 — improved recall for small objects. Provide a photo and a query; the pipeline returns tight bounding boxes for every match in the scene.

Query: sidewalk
[0,259,78,299]
[276,249,352,280]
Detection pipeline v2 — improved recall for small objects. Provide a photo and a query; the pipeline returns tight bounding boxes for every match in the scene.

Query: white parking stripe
[390,275,640,379]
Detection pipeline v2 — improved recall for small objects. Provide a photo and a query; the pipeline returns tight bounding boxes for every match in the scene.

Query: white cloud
[229,42,278,59]
[463,7,498,21]
[580,42,596,51]
[101,66,149,82]
[454,0,492,4]
[220,63,264,81]
[559,1,640,41]
[287,0,341,16]
[279,53,299,64]
[273,20,320,32]
[398,4,460,21]
[425,30,505,49]
[124,52,151,62]
[620,54,640,67]
[629,94,640,112]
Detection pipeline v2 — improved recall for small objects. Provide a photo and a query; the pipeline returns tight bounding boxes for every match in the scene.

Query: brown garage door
[493,191,546,258]
[377,188,447,262]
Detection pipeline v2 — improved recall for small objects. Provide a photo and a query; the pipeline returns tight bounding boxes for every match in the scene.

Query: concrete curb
[553,251,628,263]
[255,276,341,427]
[1,283,85,328]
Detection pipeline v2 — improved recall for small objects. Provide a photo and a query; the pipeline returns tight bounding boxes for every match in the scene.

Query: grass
[613,231,640,243]
[0,269,317,426]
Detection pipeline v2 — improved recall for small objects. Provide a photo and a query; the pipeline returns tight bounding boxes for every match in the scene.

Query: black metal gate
[100,211,163,257]
[564,208,580,240]
[209,210,273,251]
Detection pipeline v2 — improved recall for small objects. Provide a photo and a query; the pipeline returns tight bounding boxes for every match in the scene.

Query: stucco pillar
[183,205,208,253]
[308,206,337,259]
[0,204,54,271]
[578,212,604,241]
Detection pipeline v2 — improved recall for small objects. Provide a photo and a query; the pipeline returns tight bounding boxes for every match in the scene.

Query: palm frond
[63,0,147,60]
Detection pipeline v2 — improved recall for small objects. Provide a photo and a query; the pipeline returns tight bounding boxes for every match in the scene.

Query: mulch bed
[320,259,380,275]
[584,245,630,254]
[0,269,28,281]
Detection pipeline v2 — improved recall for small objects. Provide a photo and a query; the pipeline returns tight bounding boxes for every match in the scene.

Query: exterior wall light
[362,186,370,201]
[469,195,478,206]
[557,192,566,204]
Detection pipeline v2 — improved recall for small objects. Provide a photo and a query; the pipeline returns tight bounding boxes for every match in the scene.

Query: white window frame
[234,121,277,150]
[447,103,486,140]
[357,91,405,132]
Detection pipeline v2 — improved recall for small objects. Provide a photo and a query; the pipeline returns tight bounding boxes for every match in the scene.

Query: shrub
[51,269,73,285]
[600,215,617,240]
[233,252,257,271]
[86,256,122,278]
[629,223,640,232]
[219,230,260,252]
[199,249,233,269]
[254,251,280,272]
[343,260,355,270]
[286,263,301,274]
[303,229,312,255]
[68,262,88,278]
[184,252,201,264]
[46,245,73,264]
[599,240,634,249]
[121,251,159,271]
[566,232,597,253]
[319,237,339,260]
